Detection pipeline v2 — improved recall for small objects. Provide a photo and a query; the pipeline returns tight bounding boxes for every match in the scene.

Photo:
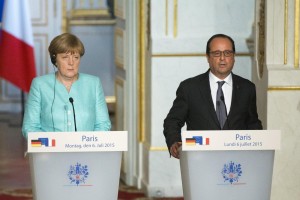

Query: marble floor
[0,112,31,190]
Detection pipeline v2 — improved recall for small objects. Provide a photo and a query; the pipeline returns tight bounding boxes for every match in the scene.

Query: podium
[180,130,281,200]
[27,131,127,200]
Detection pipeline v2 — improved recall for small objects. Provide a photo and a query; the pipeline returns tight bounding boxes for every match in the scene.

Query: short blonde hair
[48,33,85,66]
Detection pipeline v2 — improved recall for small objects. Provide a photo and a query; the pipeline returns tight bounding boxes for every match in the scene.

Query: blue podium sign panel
[180,130,281,200]
[27,131,128,200]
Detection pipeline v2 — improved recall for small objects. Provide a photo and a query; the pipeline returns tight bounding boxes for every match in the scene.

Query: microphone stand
[69,97,77,132]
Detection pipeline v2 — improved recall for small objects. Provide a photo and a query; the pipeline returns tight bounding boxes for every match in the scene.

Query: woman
[22,33,111,138]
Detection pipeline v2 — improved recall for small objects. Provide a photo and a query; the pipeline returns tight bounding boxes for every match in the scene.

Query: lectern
[180,130,281,200]
[27,131,127,200]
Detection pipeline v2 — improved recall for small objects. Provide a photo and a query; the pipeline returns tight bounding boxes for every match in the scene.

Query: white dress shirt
[209,71,232,115]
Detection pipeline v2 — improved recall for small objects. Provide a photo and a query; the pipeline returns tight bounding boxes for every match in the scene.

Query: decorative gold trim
[149,146,169,151]
[257,0,266,79]
[114,28,125,69]
[165,0,168,35]
[70,9,110,18]
[268,86,300,91]
[115,77,124,131]
[144,142,168,151]
[68,19,116,25]
[173,0,178,37]
[114,0,125,19]
[106,96,116,104]
[284,0,288,64]
[152,52,253,57]
[62,0,67,32]
[138,1,146,143]
[295,0,299,68]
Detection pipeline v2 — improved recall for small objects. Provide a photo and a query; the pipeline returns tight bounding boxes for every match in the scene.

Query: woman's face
[56,52,80,80]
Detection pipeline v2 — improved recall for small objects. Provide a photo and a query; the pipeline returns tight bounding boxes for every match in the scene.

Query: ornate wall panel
[115,27,125,69]
[114,0,126,19]
[115,77,124,131]
[33,34,49,75]
[29,0,48,26]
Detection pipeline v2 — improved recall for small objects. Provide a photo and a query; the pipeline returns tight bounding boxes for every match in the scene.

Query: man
[163,34,262,159]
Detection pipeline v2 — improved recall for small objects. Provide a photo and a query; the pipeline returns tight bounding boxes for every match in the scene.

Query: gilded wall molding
[106,96,116,104]
[164,0,178,37]
[62,0,67,32]
[173,0,178,37]
[68,19,115,25]
[295,0,300,68]
[284,0,288,64]
[114,27,125,69]
[268,86,300,91]
[257,0,266,79]
[152,52,253,57]
[144,142,168,151]
[63,0,113,32]
[165,0,168,35]
[70,9,110,18]
[115,77,124,131]
[138,1,146,143]
[114,0,126,19]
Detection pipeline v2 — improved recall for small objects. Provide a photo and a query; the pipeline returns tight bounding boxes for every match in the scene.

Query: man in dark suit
[163,34,262,158]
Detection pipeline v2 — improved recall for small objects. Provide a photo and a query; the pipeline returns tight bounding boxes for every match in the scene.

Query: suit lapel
[228,74,240,119]
[198,71,220,128]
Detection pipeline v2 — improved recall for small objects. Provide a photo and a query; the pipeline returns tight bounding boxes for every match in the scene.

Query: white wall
[142,0,256,197]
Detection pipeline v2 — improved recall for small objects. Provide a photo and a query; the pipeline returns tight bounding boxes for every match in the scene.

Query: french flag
[0,0,36,93]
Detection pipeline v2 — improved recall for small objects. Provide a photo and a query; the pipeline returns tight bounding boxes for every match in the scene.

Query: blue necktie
[216,81,227,129]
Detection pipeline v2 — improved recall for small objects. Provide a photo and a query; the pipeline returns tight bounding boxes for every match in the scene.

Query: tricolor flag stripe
[31,143,42,147]
[0,31,36,91]
[31,141,41,145]
[38,138,49,146]
[1,0,33,45]
[186,138,196,145]
[47,139,56,147]
[0,0,4,22]
[192,136,210,145]
[31,138,55,147]
[205,138,210,145]
[0,0,36,92]
[51,139,56,147]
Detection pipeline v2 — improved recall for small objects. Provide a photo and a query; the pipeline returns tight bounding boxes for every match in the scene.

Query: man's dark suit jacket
[163,70,263,150]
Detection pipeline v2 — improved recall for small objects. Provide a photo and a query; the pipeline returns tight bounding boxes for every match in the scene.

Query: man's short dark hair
[206,34,235,55]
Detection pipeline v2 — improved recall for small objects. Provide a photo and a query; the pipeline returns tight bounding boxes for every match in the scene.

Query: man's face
[206,37,235,79]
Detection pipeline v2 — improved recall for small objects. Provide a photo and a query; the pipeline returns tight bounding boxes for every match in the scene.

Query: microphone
[69,97,77,132]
